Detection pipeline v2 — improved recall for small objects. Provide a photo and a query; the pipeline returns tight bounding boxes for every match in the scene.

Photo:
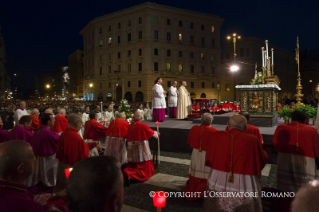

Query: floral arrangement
[277,107,293,119]
[254,72,263,85]
[118,99,132,119]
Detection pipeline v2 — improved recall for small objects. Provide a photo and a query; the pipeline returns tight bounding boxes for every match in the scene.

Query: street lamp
[89,83,93,101]
[46,84,50,102]
[227,33,241,101]
[217,83,220,104]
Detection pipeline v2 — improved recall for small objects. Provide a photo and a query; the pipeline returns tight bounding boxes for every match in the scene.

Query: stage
[144,117,285,165]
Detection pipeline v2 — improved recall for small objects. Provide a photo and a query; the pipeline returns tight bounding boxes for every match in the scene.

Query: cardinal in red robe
[273,111,319,193]
[222,100,233,111]
[29,109,41,131]
[52,109,68,135]
[7,115,33,143]
[225,112,263,143]
[183,113,218,201]
[122,111,158,183]
[105,112,129,165]
[83,112,108,140]
[205,115,268,211]
[55,114,95,192]
[210,103,221,112]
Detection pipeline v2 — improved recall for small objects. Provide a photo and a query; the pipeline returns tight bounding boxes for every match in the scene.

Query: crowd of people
[0,95,319,211]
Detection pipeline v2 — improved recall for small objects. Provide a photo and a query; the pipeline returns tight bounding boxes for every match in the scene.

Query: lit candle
[153,191,167,211]
[265,40,269,59]
[64,168,73,179]
[271,48,274,65]
[261,47,265,67]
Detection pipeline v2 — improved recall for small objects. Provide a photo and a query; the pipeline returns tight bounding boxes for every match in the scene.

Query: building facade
[68,49,84,97]
[80,2,224,102]
[221,36,297,101]
[0,25,11,99]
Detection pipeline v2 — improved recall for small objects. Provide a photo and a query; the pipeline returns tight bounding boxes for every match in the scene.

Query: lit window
[166,63,171,71]
[179,64,183,73]
[99,40,103,47]
[201,53,204,59]
[108,37,112,45]
[211,26,214,32]
[179,34,182,43]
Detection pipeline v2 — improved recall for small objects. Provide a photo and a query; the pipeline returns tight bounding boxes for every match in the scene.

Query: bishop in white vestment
[176,81,191,119]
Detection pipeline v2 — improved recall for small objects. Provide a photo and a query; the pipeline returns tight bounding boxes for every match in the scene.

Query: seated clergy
[273,110,319,193]
[210,103,220,112]
[222,100,233,111]
[7,115,33,143]
[104,112,129,165]
[66,156,124,212]
[225,112,263,143]
[83,111,108,141]
[233,101,241,112]
[26,113,59,195]
[29,108,41,131]
[52,108,68,135]
[55,114,95,192]
[122,111,158,184]
[205,115,268,212]
[183,113,218,201]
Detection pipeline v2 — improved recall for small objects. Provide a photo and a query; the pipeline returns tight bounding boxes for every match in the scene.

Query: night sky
[1,0,319,91]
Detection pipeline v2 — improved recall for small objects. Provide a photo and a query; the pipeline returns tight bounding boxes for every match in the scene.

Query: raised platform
[144,118,284,164]
[192,112,278,127]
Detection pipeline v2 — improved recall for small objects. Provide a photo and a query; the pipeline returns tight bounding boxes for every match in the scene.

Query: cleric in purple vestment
[7,115,33,143]
[26,113,60,195]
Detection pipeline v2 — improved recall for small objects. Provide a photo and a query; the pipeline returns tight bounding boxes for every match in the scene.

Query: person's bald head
[182,81,187,87]
[118,112,126,120]
[68,113,82,131]
[0,140,36,184]
[31,108,40,117]
[173,81,177,86]
[292,180,319,212]
[45,108,53,114]
[228,114,247,132]
[59,108,66,117]
[134,111,143,121]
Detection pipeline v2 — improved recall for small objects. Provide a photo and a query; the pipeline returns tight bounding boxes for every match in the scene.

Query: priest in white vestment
[137,104,145,121]
[176,81,192,119]
[103,105,114,126]
[95,105,103,124]
[14,100,29,123]
[152,77,166,122]
[168,81,178,118]
[144,103,152,121]
[81,105,90,137]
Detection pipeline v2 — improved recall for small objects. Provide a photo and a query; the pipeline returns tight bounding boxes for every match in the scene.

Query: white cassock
[168,86,178,107]
[14,108,29,123]
[81,112,90,136]
[96,111,103,124]
[152,84,166,110]
[103,111,114,126]
[137,108,144,121]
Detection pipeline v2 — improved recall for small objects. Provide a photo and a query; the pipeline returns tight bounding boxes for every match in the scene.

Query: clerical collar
[173,86,176,88]
[19,108,24,111]
[157,82,160,85]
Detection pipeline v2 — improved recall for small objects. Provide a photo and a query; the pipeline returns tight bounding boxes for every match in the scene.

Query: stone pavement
[122,151,278,212]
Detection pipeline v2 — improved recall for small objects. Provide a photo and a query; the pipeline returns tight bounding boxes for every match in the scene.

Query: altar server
[168,81,178,118]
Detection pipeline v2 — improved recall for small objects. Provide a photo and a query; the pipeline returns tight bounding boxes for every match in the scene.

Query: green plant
[277,107,292,118]
[295,104,317,119]
[118,99,132,119]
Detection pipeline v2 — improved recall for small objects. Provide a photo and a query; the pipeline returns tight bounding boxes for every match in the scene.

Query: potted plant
[294,105,317,125]
[277,107,292,124]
